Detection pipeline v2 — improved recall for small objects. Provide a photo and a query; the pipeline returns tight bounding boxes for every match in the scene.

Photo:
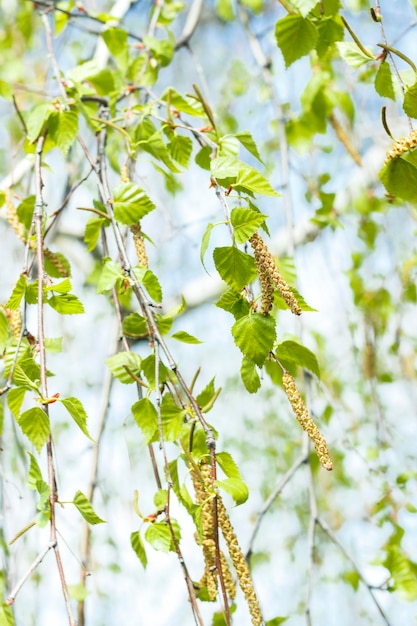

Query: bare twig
[175,0,204,49]
[6,542,55,605]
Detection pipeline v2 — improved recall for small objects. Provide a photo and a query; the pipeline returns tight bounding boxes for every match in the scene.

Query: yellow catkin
[5,308,22,341]
[130,223,149,268]
[250,232,301,316]
[217,498,263,626]
[328,113,362,166]
[120,164,130,183]
[5,189,25,242]
[385,129,417,163]
[282,372,333,471]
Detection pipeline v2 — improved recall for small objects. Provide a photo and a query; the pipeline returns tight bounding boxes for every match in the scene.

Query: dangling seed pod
[385,129,417,163]
[250,232,301,316]
[217,498,263,626]
[328,112,362,166]
[282,372,333,471]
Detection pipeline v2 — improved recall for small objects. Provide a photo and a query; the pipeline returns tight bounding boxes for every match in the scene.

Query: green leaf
[131,398,158,443]
[113,183,155,225]
[19,407,50,453]
[160,394,187,441]
[336,42,374,67]
[105,351,142,384]
[27,452,43,490]
[275,15,318,68]
[46,278,72,294]
[240,356,261,393]
[216,451,243,480]
[48,109,78,155]
[73,490,105,524]
[233,130,263,162]
[102,27,129,72]
[7,387,26,420]
[292,0,317,17]
[0,308,9,353]
[171,330,202,344]
[275,340,320,378]
[168,135,193,168]
[138,130,180,173]
[12,364,39,392]
[161,88,204,116]
[133,268,163,302]
[215,0,234,21]
[265,618,288,626]
[96,259,124,293]
[144,519,181,552]
[84,216,110,252]
[215,289,249,318]
[44,250,71,278]
[200,222,216,270]
[153,489,168,510]
[213,246,256,291]
[131,531,147,568]
[234,165,279,196]
[5,274,27,310]
[16,195,35,229]
[122,313,148,338]
[215,478,249,505]
[0,603,15,625]
[379,158,417,204]
[375,61,395,100]
[231,313,276,366]
[48,293,85,315]
[403,81,417,118]
[60,397,93,440]
[230,208,267,244]
[26,103,52,143]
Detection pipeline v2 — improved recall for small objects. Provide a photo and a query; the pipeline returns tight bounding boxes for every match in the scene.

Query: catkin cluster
[328,113,362,166]
[385,129,417,162]
[43,248,70,277]
[5,308,22,341]
[217,498,263,626]
[282,372,333,471]
[190,461,237,603]
[249,232,301,316]
[130,223,148,268]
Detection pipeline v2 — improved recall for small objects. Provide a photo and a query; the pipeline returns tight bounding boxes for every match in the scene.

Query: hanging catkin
[250,232,301,316]
[282,372,333,471]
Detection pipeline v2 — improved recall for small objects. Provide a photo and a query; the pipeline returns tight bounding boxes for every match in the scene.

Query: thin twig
[6,542,55,605]
[175,0,204,49]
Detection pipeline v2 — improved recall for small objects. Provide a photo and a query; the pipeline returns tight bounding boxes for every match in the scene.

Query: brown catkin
[250,232,301,316]
[282,372,333,471]
[217,498,263,626]
[130,223,149,268]
[5,189,25,242]
[328,113,362,166]
[385,129,417,163]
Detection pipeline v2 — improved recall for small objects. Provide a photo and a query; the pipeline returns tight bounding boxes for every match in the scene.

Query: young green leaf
[233,130,263,162]
[213,246,256,291]
[12,364,40,392]
[170,330,202,344]
[216,451,243,480]
[234,165,279,196]
[0,308,9,353]
[240,356,261,393]
[375,61,395,100]
[215,478,249,505]
[131,398,158,443]
[60,397,93,440]
[403,81,417,118]
[168,135,193,168]
[84,216,110,252]
[131,530,148,568]
[379,158,417,204]
[160,395,187,441]
[19,407,50,453]
[154,489,168,510]
[275,15,318,68]
[292,0,318,17]
[122,313,148,338]
[230,207,267,244]
[275,340,320,378]
[46,278,72,294]
[48,109,79,155]
[27,452,43,489]
[96,259,124,293]
[45,337,63,353]
[336,41,374,67]
[7,386,26,420]
[133,268,163,302]
[112,182,155,225]
[73,490,105,524]
[105,351,142,384]
[200,222,216,270]
[231,313,276,366]
[5,274,27,310]
[102,27,129,72]
[144,519,181,552]
[47,293,85,314]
